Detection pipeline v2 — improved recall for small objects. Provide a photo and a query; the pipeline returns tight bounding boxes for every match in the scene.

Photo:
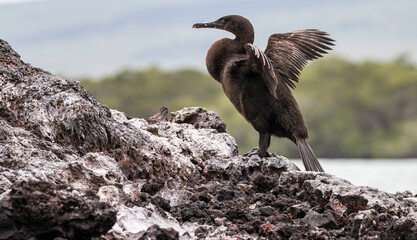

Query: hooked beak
[193,20,225,29]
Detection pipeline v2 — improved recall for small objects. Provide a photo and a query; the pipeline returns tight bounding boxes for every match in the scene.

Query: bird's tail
[296,138,324,172]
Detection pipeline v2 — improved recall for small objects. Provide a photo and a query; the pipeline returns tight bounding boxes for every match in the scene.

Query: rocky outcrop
[0,181,116,239]
[1,39,416,239]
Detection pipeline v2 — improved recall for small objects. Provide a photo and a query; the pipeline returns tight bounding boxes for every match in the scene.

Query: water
[292,159,417,194]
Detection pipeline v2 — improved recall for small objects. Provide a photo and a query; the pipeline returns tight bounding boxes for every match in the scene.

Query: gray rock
[171,107,228,133]
[303,210,339,229]
[0,39,235,239]
[1,39,417,240]
[0,181,116,240]
[259,206,276,216]
[138,225,179,240]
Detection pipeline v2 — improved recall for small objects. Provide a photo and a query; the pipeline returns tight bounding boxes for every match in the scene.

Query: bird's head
[193,15,254,41]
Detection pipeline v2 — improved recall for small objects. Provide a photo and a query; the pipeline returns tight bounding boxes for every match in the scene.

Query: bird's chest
[205,38,237,81]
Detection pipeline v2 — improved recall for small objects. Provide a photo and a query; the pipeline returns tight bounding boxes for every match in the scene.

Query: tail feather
[296,139,324,172]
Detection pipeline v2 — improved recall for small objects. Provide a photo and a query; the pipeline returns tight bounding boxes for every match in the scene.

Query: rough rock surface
[1,39,417,240]
[0,181,116,240]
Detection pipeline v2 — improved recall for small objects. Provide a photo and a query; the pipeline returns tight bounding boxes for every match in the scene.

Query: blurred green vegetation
[80,57,417,158]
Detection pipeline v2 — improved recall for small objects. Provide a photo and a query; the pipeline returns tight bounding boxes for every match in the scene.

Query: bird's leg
[244,133,271,157]
[257,133,271,157]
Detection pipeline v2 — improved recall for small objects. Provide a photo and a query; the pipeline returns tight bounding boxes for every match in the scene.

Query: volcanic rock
[1,39,416,239]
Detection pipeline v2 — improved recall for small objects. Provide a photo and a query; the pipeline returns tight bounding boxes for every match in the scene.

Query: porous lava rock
[0,181,116,240]
[1,39,416,240]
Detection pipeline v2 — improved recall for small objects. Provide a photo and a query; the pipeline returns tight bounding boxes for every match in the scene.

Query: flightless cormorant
[193,15,334,172]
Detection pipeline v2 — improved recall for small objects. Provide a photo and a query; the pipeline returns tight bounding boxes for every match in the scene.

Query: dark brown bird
[145,106,168,124]
[193,15,335,172]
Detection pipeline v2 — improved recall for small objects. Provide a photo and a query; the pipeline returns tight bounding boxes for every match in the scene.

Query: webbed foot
[243,147,271,158]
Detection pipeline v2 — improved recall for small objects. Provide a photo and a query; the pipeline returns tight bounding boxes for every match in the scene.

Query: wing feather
[244,43,279,98]
[265,29,335,89]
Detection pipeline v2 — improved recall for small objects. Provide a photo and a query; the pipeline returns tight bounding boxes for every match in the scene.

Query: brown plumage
[193,15,335,172]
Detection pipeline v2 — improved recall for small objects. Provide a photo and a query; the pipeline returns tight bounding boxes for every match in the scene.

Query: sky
[0,0,416,77]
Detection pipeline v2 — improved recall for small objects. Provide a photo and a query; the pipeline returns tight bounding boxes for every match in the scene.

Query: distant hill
[80,57,417,158]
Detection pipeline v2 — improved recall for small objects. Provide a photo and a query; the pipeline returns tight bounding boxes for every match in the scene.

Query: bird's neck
[205,34,253,81]
[235,31,254,45]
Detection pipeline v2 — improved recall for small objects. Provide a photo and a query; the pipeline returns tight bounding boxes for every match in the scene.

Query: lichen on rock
[1,39,417,240]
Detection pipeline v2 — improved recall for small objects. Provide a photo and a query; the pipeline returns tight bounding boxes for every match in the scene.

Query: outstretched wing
[244,43,279,98]
[265,29,335,89]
